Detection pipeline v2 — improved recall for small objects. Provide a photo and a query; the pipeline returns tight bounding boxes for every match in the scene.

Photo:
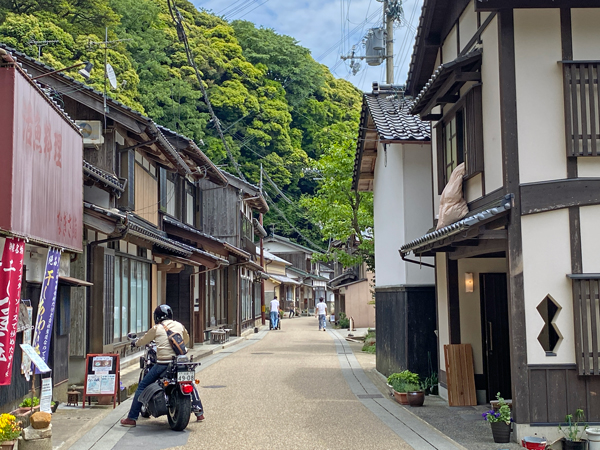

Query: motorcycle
[128,334,200,431]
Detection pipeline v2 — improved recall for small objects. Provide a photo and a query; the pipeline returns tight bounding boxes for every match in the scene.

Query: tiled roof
[83,160,125,193]
[364,94,431,141]
[400,194,513,255]
[410,49,483,115]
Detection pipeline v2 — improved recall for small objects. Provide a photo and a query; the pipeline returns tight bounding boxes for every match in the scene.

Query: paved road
[71,317,464,450]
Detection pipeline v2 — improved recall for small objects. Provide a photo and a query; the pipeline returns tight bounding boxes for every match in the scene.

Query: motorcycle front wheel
[167,389,191,431]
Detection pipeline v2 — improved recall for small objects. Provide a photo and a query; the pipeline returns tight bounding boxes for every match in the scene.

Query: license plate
[177,371,195,382]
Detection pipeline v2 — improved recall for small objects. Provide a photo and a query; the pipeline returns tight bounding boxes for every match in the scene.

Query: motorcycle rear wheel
[167,390,191,431]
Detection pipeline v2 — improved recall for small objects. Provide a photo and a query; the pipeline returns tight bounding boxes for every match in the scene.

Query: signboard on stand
[83,354,120,409]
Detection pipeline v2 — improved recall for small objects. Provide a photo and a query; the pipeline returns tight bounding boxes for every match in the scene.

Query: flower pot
[490,421,511,443]
[407,391,425,407]
[0,440,17,450]
[392,390,409,405]
[562,439,587,450]
[51,401,59,413]
[587,427,600,450]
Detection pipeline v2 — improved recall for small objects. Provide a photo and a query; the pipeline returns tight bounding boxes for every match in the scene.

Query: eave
[474,0,600,11]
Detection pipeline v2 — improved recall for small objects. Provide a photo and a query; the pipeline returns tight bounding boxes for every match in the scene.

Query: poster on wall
[31,247,62,373]
[0,238,26,386]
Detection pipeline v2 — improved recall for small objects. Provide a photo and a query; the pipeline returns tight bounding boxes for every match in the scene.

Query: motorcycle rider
[120,304,204,427]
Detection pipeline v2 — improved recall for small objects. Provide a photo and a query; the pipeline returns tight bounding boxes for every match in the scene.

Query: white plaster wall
[457,258,508,375]
[436,254,449,370]
[580,205,600,273]
[578,158,600,177]
[480,16,503,194]
[458,1,477,54]
[521,210,574,364]
[514,9,566,184]
[402,143,435,285]
[442,26,458,63]
[373,142,406,287]
[572,9,600,60]
[464,173,483,203]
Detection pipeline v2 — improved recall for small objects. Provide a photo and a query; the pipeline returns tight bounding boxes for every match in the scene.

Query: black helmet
[154,304,173,324]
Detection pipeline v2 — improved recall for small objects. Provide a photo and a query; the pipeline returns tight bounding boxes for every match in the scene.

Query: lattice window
[562,61,600,157]
[571,277,600,375]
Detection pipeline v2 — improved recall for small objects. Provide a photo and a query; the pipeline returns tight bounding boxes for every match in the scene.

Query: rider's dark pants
[128,363,168,420]
[192,386,203,414]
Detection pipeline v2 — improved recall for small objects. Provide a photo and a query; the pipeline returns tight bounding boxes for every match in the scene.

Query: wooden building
[397,0,600,440]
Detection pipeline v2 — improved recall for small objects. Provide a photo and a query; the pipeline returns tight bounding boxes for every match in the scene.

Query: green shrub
[338,312,350,329]
[19,397,39,408]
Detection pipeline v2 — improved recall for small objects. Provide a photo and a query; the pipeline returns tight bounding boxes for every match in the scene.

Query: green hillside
[0,0,370,259]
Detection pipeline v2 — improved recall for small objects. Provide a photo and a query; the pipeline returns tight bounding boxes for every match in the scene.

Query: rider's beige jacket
[135,320,189,363]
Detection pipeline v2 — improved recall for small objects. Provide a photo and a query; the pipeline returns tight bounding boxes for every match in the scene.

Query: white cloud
[192,0,423,92]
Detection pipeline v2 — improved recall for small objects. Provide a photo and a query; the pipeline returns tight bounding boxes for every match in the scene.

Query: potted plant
[558,409,587,450]
[0,413,22,449]
[482,393,512,443]
[51,401,59,413]
[406,383,425,407]
[389,379,409,405]
[423,373,438,396]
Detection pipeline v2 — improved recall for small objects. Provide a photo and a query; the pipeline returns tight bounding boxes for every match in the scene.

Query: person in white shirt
[270,296,280,330]
[315,298,328,331]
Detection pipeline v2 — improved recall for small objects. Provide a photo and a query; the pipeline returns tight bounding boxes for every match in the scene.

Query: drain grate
[202,385,226,389]
[357,394,384,399]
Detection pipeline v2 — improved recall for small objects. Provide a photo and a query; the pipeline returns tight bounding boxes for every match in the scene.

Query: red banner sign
[0,238,25,385]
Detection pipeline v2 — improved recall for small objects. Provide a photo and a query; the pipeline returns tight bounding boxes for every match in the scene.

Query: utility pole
[259,164,265,326]
[384,0,394,84]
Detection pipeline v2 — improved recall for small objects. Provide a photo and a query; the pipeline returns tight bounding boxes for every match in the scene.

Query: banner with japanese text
[32,248,61,374]
[0,238,25,385]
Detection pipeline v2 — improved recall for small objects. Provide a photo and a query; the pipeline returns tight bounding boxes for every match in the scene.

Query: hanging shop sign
[0,238,25,385]
[31,247,61,373]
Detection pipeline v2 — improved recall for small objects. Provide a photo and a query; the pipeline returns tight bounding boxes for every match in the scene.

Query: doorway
[479,273,512,402]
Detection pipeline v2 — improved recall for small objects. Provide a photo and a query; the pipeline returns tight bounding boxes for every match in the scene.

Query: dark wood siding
[528,365,600,423]
[436,122,445,195]
[198,179,240,246]
[375,286,437,379]
[166,266,194,348]
[464,85,484,175]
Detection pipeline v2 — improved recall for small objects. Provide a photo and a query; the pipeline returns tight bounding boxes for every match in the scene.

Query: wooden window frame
[436,84,484,194]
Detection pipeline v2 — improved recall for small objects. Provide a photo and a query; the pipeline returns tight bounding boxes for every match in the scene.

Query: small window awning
[268,274,301,286]
[411,49,483,119]
[400,194,512,258]
[58,276,93,287]
[241,259,264,272]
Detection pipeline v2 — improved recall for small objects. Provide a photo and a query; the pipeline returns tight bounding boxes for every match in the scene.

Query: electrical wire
[166,0,246,181]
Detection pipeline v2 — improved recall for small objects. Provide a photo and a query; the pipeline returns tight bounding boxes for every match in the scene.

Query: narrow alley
[64,317,463,450]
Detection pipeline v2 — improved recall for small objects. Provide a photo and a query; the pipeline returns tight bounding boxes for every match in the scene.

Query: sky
[191,0,424,93]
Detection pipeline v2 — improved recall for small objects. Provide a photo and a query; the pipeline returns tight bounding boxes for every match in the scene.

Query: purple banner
[31,248,61,373]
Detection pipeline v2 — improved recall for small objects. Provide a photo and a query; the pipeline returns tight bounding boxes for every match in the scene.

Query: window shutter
[435,122,445,194]
[118,150,135,211]
[465,85,484,176]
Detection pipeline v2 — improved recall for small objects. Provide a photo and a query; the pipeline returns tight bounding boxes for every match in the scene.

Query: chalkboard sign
[82,353,120,409]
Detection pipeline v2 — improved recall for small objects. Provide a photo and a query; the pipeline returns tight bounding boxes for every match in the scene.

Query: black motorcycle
[129,334,200,431]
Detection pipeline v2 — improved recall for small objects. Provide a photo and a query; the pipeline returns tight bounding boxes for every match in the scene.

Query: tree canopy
[0,0,371,268]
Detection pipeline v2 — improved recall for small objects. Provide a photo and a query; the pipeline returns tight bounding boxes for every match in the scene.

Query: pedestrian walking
[270,296,280,330]
[288,306,295,318]
[315,297,327,331]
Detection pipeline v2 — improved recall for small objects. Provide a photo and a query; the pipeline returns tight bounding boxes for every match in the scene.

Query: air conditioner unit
[75,120,104,145]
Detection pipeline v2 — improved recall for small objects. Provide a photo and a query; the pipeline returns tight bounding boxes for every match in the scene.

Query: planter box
[392,390,409,405]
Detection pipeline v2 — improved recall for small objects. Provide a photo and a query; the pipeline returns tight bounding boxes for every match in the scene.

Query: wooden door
[480,273,512,401]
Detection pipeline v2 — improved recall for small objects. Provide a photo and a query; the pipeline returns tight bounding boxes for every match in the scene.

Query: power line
[166,0,246,181]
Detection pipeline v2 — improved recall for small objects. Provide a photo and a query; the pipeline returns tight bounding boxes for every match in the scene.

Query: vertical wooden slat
[590,279,599,375]
[436,123,445,195]
[564,64,575,156]
[582,280,591,374]
[573,280,583,375]
[579,65,589,156]
[588,64,598,156]
[571,64,580,156]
